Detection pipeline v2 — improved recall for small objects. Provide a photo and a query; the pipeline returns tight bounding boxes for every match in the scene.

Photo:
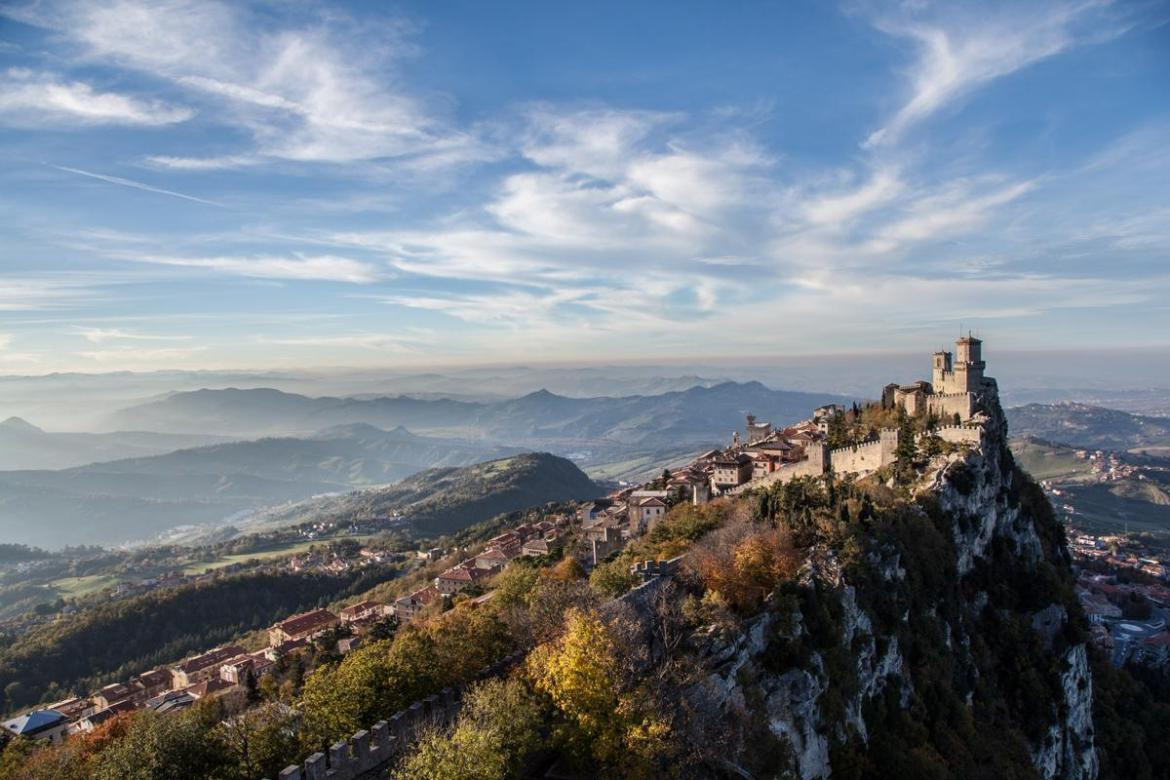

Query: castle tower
[953,335,985,393]
[932,350,951,391]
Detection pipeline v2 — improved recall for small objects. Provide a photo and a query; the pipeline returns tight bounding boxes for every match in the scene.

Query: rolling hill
[238,452,603,537]
[0,426,516,549]
[0,416,232,470]
[1006,402,1170,450]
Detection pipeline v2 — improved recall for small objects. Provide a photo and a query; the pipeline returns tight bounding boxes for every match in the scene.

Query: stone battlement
[272,652,524,780]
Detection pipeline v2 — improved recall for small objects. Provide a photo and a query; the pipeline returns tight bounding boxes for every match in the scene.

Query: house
[339,600,383,623]
[712,453,753,490]
[219,652,274,685]
[474,548,509,570]
[131,669,172,699]
[393,586,442,622]
[268,609,339,646]
[2,710,67,743]
[45,697,94,724]
[486,532,522,558]
[522,538,552,557]
[94,682,135,709]
[434,565,489,595]
[264,637,309,662]
[630,497,667,532]
[179,677,235,700]
[170,645,247,688]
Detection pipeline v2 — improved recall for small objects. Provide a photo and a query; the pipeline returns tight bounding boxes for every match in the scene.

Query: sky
[0,0,1168,374]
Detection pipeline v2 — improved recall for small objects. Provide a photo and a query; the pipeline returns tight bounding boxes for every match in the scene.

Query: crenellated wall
[828,429,898,476]
[926,392,974,422]
[928,425,982,445]
[271,652,524,780]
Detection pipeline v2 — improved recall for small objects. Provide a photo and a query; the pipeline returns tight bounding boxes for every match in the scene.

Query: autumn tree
[394,677,544,780]
[526,609,671,777]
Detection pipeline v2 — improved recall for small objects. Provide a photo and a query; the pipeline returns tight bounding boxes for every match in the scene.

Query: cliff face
[678,395,1097,779]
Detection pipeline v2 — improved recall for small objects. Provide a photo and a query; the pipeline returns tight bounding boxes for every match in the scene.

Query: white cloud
[0,67,193,126]
[77,345,207,364]
[76,327,189,343]
[122,253,385,283]
[12,0,474,166]
[864,1,1127,147]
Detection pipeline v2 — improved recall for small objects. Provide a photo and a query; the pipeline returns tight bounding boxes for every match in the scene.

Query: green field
[1010,437,1095,482]
[181,533,382,575]
[50,574,119,598]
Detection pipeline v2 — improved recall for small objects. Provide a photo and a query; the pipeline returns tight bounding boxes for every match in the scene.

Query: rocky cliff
[657,392,1098,779]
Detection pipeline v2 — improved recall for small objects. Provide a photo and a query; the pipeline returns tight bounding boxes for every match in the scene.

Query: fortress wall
[828,429,898,476]
[930,425,982,445]
[273,652,525,780]
[728,449,826,494]
[927,392,973,422]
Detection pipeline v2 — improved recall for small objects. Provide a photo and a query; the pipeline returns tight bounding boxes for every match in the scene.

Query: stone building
[893,335,995,423]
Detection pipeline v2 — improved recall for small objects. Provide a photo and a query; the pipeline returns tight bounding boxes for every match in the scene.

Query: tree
[526,609,671,776]
[895,416,918,484]
[218,703,300,780]
[394,677,543,780]
[589,559,639,598]
[547,556,586,582]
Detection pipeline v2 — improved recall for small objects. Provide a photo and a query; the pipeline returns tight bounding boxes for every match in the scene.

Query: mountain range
[1006,402,1170,451]
[0,416,232,471]
[0,425,516,549]
[106,382,849,467]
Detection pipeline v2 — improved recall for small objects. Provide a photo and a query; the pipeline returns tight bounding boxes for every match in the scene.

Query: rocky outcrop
[685,392,1098,779]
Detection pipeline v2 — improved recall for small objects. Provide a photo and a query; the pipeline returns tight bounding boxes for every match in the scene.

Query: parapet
[271,652,525,780]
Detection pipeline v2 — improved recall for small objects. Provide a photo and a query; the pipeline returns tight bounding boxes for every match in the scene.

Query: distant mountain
[0,416,232,470]
[241,452,602,536]
[0,425,516,549]
[106,382,850,466]
[1006,403,1170,450]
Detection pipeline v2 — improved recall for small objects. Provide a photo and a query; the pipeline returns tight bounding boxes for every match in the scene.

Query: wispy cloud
[119,252,385,283]
[862,1,1128,148]
[76,327,189,344]
[0,67,193,126]
[49,164,224,207]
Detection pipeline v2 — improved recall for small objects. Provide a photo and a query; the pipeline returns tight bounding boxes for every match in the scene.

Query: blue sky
[0,0,1167,373]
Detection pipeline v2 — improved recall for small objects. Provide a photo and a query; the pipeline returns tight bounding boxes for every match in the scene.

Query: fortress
[721,335,995,494]
[884,335,996,423]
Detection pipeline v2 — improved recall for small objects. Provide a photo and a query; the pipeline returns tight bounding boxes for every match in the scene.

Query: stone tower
[952,335,985,394]
[932,335,985,394]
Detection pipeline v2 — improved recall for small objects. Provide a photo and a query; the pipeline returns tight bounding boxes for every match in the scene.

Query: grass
[1010,437,1095,482]
[49,574,119,598]
[180,533,382,575]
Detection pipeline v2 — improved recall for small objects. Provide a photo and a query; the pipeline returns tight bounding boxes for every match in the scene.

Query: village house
[2,710,67,744]
[522,538,552,557]
[339,600,384,624]
[393,586,442,622]
[434,565,490,595]
[45,697,94,725]
[219,651,274,685]
[268,609,340,646]
[474,548,509,570]
[170,645,247,689]
[94,681,135,710]
[630,497,667,533]
[76,700,136,733]
[711,453,752,491]
[485,531,523,558]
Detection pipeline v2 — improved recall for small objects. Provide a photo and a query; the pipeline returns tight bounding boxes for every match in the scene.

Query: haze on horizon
[1,0,1169,376]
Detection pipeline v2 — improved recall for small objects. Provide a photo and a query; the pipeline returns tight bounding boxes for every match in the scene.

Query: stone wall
[728,444,827,494]
[930,425,982,445]
[271,652,524,780]
[828,429,898,477]
[926,392,973,422]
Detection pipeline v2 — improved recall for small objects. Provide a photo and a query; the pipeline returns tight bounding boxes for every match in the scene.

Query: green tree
[394,677,543,780]
[589,559,639,598]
